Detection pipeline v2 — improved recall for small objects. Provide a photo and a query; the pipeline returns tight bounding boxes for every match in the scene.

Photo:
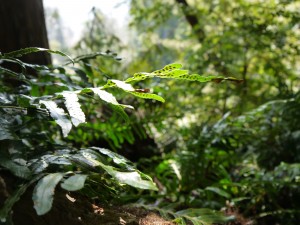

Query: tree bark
[0,0,51,65]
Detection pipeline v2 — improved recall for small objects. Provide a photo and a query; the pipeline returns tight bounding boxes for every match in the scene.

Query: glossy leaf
[79,150,158,190]
[90,147,135,170]
[0,157,31,179]
[60,174,88,191]
[101,165,158,191]
[32,173,64,215]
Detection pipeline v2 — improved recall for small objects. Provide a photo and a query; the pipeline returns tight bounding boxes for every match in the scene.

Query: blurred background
[3,0,299,224]
[43,1,300,224]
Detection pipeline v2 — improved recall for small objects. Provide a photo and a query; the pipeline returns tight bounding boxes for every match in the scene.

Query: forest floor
[1,172,250,225]
[10,188,174,225]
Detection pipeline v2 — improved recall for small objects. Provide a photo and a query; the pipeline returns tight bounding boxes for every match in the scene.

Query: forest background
[0,0,299,224]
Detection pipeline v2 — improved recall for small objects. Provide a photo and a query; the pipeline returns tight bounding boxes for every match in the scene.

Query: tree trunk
[0,0,51,65]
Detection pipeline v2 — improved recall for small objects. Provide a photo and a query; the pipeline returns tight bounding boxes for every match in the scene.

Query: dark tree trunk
[175,0,205,42]
[0,0,51,65]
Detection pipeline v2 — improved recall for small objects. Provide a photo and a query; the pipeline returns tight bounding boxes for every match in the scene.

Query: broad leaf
[0,157,31,179]
[32,173,64,215]
[90,147,135,170]
[40,100,72,137]
[100,165,158,191]
[79,151,157,190]
[60,174,87,191]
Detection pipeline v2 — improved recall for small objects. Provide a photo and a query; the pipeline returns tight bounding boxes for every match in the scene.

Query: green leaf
[205,186,231,198]
[89,88,119,105]
[32,173,64,215]
[90,147,135,170]
[79,151,157,190]
[0,127,16,140]
[60,174,87,191]
[3,47,73,64]
[70,51,121,64]
[125,72,150,82]
[40,100,72,137]
[129,92,165,102]
[60,91,86,127]
[172,74,217,82]
[152,63,183,75]
[0,157,31,179]
[156,69,189,78]
[101,166,158,191]
[110,79,135,91]
[109,104,130,122]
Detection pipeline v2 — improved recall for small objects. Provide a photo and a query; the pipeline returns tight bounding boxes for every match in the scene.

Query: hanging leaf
[70,51,121,65]
[89,88,119,105]
[109,104,130,122]
[60,174,87,191]
[205,186,231,198]
[32,173,64,215]
[40,100,72,137]
[129,92,165,103]
[3,47,73,64]
[174,74,219,82]
[60,91,86,127]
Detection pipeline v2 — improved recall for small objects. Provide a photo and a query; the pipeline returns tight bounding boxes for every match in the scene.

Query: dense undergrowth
[0,47,242,224]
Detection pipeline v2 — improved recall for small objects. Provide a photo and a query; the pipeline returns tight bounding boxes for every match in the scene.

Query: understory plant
[144,91,300,224]
[0,48,241,224]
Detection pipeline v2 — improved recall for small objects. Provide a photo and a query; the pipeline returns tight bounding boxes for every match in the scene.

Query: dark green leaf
[32,173,64,215]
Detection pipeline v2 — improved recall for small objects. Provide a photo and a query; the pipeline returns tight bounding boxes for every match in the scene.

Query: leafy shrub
[0,48,240,224]
[151,91,300,224]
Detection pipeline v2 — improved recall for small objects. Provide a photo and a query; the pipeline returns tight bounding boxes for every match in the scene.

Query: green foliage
[32,173,64,215]
[0,47,236,222]
[135,203,234,225]
[121,2,300,223]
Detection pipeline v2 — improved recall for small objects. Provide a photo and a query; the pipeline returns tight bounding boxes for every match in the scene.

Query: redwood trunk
[0,0,51,65]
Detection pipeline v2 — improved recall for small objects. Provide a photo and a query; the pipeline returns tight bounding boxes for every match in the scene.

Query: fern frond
[60,91,86,127]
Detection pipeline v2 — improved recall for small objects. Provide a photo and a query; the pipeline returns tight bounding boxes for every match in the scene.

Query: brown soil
[9,186,174,225]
